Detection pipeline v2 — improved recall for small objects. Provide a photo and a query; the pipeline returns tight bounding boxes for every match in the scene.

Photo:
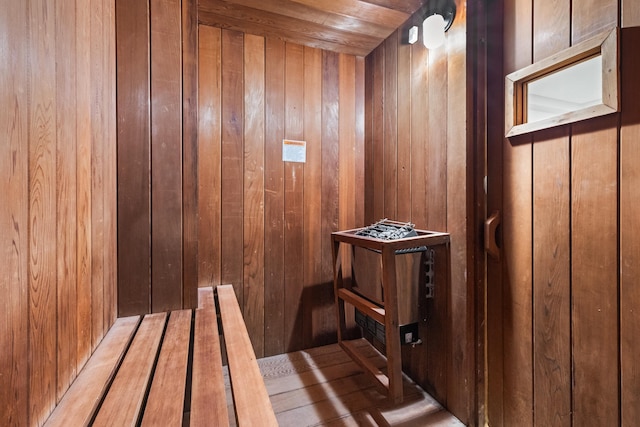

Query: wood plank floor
[223,339,464,426]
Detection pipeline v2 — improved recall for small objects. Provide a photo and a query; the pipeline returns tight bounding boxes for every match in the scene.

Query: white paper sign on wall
[282,139,306,163]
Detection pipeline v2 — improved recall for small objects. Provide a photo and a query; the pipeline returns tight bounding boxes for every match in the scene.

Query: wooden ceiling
[198,0,427,56]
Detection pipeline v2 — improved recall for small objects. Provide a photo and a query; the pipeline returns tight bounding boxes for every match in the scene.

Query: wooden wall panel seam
[28,0,59,421]
[220,29,245,303]
[243,33,266,356]
[619,25,640,427]
[150,0,185,312]
[263,37,285,356]
[55,0,79,402]
[1,2,29,424]
[182,0,200,310]
[283,42,305,352]
[116,0,152,316]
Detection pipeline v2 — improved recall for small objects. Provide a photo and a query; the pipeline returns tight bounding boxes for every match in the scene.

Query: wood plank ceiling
[198,0,427,56]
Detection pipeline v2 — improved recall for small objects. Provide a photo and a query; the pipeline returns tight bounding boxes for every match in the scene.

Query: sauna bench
[44,284,277,427]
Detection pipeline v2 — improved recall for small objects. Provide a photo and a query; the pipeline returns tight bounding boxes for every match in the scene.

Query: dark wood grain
[2,1,116,424]
[363,5,472,421]
[263,37,286,356]
[0,2,29,424]
[141,310,191,426]
[354,56,365,228]
[91,0,106,350]
[116,0,151,316]
[622,0,640,26]
[198,0,413,56]
[284,42,305,352]
[532,127,571,427]
[501,0,533,425]
[220,0,397,38]
[182,0,199,310]
[446,2,472,422]
[28,0,58,420]
[364,54,374,226]
[485,2,505,424]
[195,28,364,365]
[321,49,341,336]
[199,1,380,54]
[396,32,411,223]
[55,0,78,401]
[338,52,359,257]
[572,0,618,42]
[302,46,326,348]
[93,313,166,426]
[151,0,184,312]
[383,32,398,220]
[426,45,447,232]
[191,290,229,425]
[44,316,140,427]
[197,25,222,288]
[571,119,619,427]
[531,1,572,425]
[409,40,428,228]
[339,52,358,336]
[104,0,118,335]
[371,46,385,222]
[76,0,93,370]
[243,33,266,357]
[220,29,245,299]
[570,4,619,426]
[620,25,640,427]
[217,285,278,426]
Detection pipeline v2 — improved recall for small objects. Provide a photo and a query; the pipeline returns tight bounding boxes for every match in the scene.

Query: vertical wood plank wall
[197,26,364,356]
[363,1,473,424]
[0,0,117,425]
[489,0,640,426]
[116,0,199,315]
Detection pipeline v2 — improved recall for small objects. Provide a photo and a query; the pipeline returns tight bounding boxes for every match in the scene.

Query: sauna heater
[350,219,435,346]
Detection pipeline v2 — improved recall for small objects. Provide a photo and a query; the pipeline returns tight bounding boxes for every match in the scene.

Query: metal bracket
[424,248,435,299]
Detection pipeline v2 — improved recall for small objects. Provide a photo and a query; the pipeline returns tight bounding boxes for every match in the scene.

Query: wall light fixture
[419,0,456,49]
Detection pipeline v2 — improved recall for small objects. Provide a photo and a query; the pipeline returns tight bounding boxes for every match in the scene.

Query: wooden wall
[363,1,474,424]
[488,0,640,426]
[116,0,198,316]
[197,26,364,356]
[0,0,117,425]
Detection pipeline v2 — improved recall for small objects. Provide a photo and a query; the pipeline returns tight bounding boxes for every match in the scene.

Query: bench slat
[217,284,278,426]
[191,287,230,426]
[44,316,140,427]
[93,312,167,427]
[141,309,192,426]
[197,286,215,310]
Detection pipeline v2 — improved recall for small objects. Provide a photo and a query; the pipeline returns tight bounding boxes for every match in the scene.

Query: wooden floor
[222,339,464,426]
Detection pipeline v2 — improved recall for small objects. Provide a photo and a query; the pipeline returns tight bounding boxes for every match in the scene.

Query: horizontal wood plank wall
[0,0,117,425]
[363,2,472,424]
[489,0,640,426]
[197,27,364,356]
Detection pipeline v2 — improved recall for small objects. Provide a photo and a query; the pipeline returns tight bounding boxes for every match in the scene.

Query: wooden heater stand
[331,224,450,404]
